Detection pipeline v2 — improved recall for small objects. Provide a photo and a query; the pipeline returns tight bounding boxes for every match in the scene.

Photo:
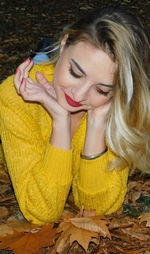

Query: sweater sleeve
[0,75,72,225]
[73,148,129,215]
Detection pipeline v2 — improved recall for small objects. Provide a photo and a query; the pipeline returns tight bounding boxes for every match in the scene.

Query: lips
[65,93,82,107]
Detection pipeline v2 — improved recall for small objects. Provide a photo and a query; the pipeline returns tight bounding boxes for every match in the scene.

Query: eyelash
[69,64,110,96]
[96,88,110,96]
[69,65,82,79]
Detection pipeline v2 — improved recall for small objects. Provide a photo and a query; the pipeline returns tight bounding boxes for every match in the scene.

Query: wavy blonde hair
[48,7,150,174]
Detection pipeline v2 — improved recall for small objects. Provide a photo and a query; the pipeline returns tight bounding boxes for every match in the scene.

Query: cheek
[54,66,77,90]
[53,65,65,89]
[89,92,111,107]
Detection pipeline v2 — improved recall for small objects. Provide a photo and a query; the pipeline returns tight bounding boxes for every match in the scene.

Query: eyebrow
[71,58,113,88]
[71,58,86,75]
[98,83,113,88]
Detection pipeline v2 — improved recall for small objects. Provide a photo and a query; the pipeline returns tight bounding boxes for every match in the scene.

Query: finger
[23,59,34,79]
[19,78,27,96]
[26,77,34,85]
[36,71,50,88]
[14,58,31,92]
[14,68,22,93]
[46,87,57,99]
[17,58,31,75]
[14,58,34,94]
[18,58,33,83]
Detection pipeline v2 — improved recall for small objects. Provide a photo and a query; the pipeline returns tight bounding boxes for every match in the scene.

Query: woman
[0,7,149,225]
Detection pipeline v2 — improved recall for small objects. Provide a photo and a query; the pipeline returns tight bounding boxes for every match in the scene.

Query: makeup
[65,93,82,107]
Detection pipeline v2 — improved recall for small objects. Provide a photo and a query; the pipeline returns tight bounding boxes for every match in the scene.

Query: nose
[71,82,90,103]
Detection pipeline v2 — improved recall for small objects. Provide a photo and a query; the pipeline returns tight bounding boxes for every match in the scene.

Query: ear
[60,34,69,54]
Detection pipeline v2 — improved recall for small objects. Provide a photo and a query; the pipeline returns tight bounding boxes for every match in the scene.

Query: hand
[84,100,112,155]
[14,58,69,120]
[87,100,112,125]
[14,58,33,95]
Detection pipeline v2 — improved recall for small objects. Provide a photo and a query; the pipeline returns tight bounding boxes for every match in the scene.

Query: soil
[0,0,150,82]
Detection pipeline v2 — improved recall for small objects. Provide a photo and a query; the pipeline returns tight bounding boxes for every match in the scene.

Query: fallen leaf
[70,216,110,237]
[121,228,150,241]
[139,213,150,227]
[109,217,134,229]
[83,209,96,217]
[56,223,98,253]
[0,224,14,236]
[131,192,141,203]
[54,212,110,253]
[0,164,10,183]
[0,216,39,236]
[127,181,137,191]
[0,224,56,254]
[0,184,10,195]
[0,206,9,218]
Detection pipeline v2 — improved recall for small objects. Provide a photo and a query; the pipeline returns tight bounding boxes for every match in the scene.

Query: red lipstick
[65,93,82,107]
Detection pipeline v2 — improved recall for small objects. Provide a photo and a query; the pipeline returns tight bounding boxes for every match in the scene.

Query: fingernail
[15,67,19,74]
[21,78,24,85]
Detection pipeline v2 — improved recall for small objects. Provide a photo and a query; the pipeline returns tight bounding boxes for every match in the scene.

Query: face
[53,40,116,113]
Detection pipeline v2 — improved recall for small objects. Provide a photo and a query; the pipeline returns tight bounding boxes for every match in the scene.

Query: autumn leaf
[70,216,110,237]
[0,224,56,254]
[139,213,150,227]
[53,212,110,253]
[0,206,9,218]
[55,223,98,253]
[0,216,39,236]
[121,228,150,241]
[0,164,10,184]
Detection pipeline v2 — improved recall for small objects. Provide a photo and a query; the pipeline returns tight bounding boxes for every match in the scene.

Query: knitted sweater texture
[0,64,129,225]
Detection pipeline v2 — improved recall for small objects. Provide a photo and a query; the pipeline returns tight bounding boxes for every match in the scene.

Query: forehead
[66,41,116,82]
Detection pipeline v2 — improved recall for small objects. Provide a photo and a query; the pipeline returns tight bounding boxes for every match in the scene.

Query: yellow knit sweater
[0,64,129,225]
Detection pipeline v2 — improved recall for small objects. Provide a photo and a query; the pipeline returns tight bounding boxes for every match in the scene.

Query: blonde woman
[0,7,149,225]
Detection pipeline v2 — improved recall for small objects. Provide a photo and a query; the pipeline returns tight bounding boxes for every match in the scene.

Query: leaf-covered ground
[0,165,150,253]
[0,0,150,82]
[0,0,150,253]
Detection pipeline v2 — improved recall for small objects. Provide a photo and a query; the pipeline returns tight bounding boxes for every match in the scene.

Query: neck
[70,110,86,139]
[71,110,86,121]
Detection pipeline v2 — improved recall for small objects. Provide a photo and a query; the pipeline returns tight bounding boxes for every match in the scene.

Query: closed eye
[96,87,110,96]
[69,65,82,79]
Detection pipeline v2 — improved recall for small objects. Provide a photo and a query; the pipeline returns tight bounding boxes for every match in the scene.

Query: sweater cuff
[42,143,72,183]
[79,152,116,193]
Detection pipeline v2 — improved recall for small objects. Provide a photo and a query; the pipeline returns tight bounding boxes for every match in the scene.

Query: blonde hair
[49,7,150,174]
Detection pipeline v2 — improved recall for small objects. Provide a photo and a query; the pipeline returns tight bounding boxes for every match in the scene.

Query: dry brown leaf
[70,216,110,238]
[109,217,134,229]
[56,223,98,253]
[55,213,110,253]
[83,209,96,217]
[121,228,150,241]
[139,213,150,227]
[0,215,39,236]
[92,217,111,238]
[69,226,99,251]
[0,206,9,218]
[0,224,14,236]
[131,192,141,203]
[127,181,137,191]
[0,184,10,195]
[55,234,70,253]
[6,216,39,232]
[0,224,56,254]
[0,164,10,183]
